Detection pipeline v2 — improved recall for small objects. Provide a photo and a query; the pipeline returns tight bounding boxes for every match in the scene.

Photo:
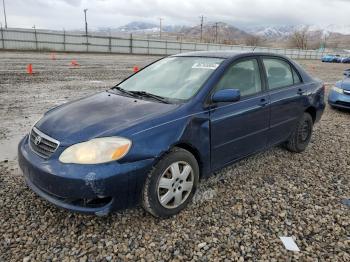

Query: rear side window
[263,58,294,89]
[216,59,262,97]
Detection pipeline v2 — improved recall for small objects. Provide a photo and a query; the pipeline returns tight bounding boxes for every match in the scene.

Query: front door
[210,58,270,170]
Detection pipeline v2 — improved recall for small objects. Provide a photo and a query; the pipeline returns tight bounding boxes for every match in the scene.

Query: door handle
[297,88,305,95]
[259,98,268,107]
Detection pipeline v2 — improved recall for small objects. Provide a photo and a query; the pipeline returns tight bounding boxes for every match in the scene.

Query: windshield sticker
[192,63,219,70]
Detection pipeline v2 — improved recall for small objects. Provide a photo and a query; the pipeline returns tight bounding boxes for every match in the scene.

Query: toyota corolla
[18,51,325,217]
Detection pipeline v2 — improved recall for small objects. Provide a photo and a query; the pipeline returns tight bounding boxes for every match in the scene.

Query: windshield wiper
[111,86,170,104]
[112,86,136,97]
[128,91,170,104]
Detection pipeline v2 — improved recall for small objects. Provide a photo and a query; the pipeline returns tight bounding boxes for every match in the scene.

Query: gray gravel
[0,51,349,261]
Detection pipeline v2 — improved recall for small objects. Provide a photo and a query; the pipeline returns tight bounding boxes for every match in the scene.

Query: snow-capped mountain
[245,24,350,38]
[307,24,350,35]
[99,22,184,33]
[244,25,296,38]
[117,22,159,33]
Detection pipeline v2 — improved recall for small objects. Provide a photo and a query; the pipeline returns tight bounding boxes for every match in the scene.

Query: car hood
[340,78,350,91]
[35,91,179,144]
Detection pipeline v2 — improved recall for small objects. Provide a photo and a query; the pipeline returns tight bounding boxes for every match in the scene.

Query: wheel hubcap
[157,161,194,209]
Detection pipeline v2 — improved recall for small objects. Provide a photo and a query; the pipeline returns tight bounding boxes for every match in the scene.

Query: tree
[245,35,263,47]
[290,27,309,49]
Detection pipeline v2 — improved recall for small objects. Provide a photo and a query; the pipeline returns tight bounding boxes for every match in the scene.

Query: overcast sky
[2,0,350,30]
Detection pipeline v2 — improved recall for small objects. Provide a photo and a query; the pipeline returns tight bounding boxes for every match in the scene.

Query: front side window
[263,58,294,89]
[215,59,262,97]
[118,57,224,101]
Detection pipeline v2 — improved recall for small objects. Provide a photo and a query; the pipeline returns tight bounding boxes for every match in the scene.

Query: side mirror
[212,89,241,103]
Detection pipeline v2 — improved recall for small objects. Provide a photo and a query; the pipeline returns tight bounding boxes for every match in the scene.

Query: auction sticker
[192,63,219,70]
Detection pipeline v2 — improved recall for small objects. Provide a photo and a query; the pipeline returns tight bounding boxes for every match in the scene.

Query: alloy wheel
[157,161,194,209]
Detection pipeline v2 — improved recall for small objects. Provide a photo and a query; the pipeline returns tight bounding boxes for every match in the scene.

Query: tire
[285,112,313,153]
[142,147,199,218]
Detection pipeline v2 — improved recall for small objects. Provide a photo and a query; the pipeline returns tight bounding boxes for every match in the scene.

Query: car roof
[173,50,288,59]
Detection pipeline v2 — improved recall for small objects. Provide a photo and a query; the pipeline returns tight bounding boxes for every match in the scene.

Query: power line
[2,0,7,29]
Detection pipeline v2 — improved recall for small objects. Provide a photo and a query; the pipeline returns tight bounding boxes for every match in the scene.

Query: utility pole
[159,17,163,39]
[322,34,328,50]
[2,0,7,29]
[199,15,204,42]
[214,22,219,43]
[83,8,88,36]
[33,25,38,50]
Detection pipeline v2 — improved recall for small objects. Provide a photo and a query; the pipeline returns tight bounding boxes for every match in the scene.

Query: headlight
[59,137,132,164]
[332,86,343,94]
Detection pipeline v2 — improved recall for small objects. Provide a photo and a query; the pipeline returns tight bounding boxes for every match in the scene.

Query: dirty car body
[18,51,325,216]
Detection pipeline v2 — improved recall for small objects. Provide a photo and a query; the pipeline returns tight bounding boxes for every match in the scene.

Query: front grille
[29,127,59,159]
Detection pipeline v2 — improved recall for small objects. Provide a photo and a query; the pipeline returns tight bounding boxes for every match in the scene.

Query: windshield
[117,57,224,101]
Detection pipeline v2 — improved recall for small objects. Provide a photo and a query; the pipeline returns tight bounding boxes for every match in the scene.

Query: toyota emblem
[34,135,42,145]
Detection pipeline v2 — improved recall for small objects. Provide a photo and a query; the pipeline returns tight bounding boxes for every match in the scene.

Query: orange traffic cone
[51,53,56,60]
[26,64,33,74]
[133,66,139,73]
[71,60,79,66]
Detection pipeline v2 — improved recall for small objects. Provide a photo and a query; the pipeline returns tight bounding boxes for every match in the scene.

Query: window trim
[291,66,302,85]
[260,56,303,91]
[207,56,266,105]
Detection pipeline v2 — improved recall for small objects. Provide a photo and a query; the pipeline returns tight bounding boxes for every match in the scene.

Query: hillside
[93,21,350,49]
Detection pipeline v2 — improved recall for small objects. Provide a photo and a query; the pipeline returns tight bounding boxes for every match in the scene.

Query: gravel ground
[0,51,349,261]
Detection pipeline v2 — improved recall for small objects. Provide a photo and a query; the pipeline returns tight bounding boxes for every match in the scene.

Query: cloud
[2,0,350,30]
[60,0,82,7]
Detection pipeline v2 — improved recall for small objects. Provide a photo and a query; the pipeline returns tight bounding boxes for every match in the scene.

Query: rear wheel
[142,147,199,218]
[285,112,313,153]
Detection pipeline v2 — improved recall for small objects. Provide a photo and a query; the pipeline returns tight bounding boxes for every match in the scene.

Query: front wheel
[142,147,199,218]
[285,112,313,153]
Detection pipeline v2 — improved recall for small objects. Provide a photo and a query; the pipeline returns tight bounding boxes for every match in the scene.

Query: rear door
[209,57,270,170]
[261,57,306,146]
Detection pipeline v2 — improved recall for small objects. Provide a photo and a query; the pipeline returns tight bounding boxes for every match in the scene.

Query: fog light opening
[71,196,112,208]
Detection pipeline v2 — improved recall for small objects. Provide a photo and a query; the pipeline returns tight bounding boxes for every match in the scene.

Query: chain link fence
[1,27,348,59]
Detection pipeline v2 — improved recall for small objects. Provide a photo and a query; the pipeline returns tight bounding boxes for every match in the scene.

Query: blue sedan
[18,51,325,217]
[328,69,350,109]
[322,54,340,63]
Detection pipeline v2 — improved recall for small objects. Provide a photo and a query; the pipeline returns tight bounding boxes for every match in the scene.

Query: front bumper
[328,90,350,109]
[18,135,155,215]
